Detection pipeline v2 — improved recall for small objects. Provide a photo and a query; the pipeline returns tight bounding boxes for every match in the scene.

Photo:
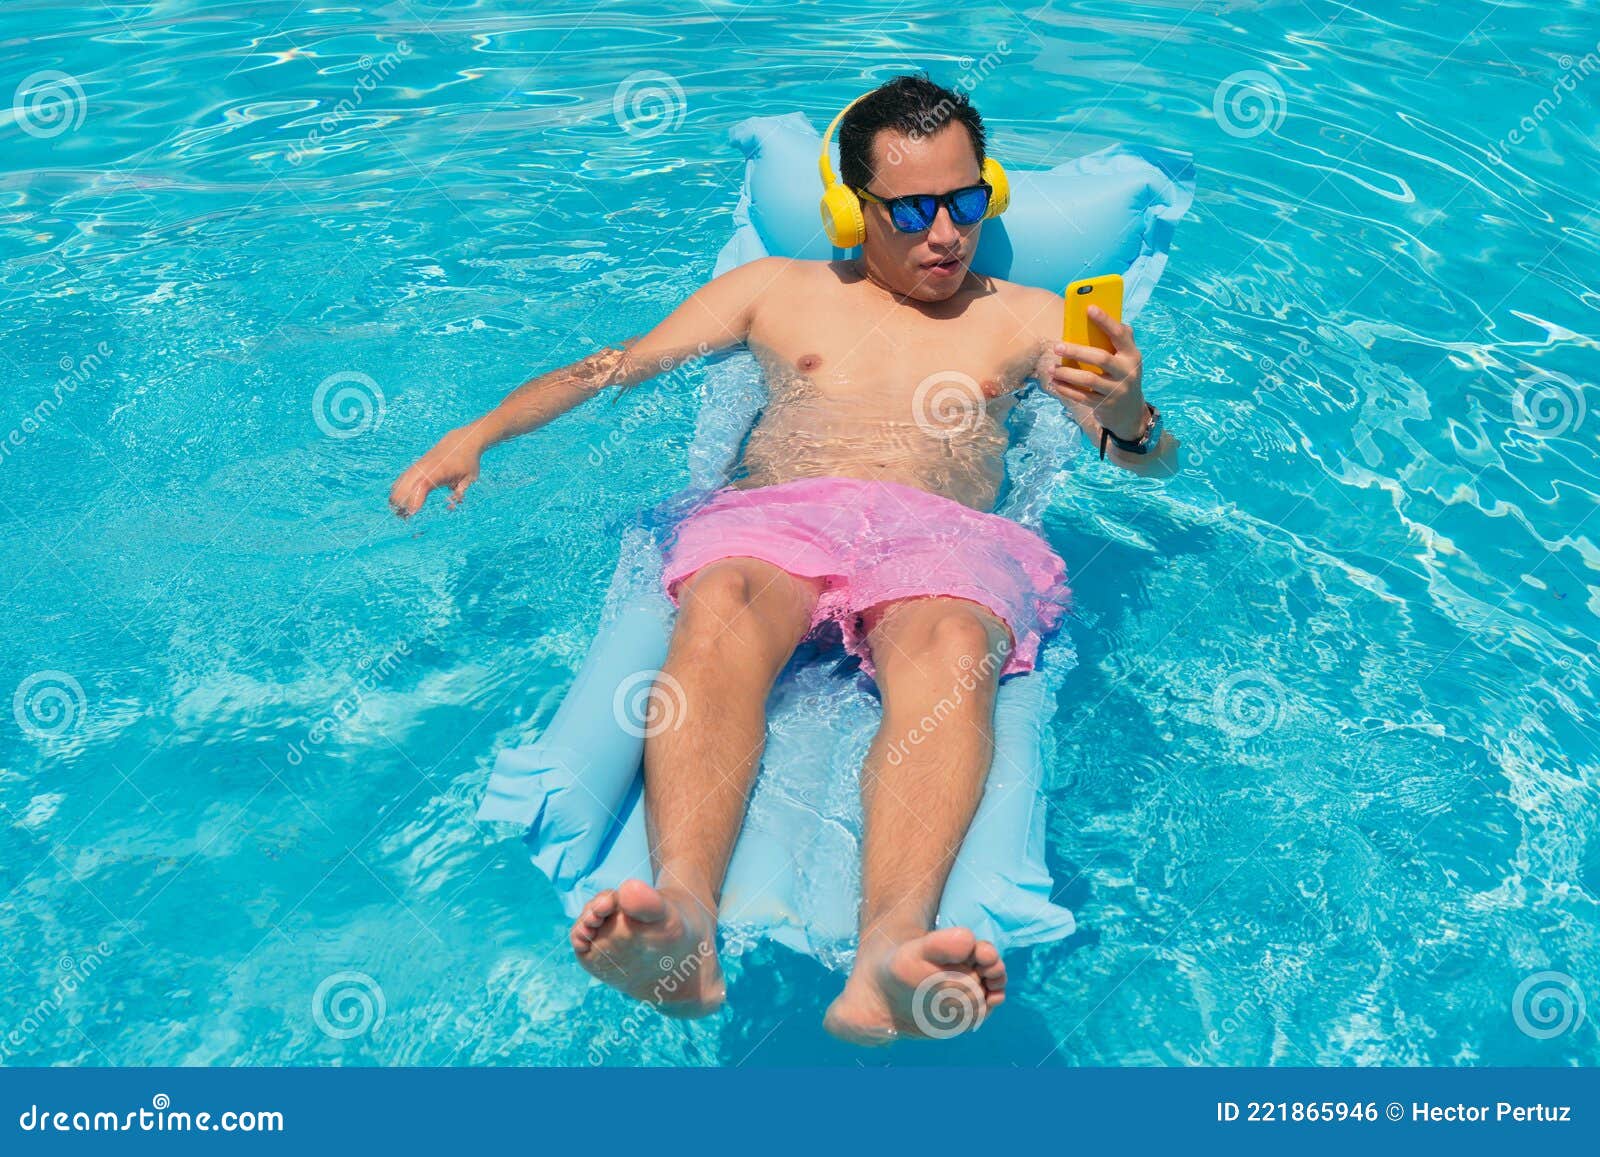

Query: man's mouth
[921,255,962,277]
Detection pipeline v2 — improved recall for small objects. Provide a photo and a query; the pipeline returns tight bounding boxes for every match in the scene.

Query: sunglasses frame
[855,182,993,234]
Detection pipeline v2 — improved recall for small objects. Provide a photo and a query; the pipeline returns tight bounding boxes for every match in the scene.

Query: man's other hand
[389,426,484,518]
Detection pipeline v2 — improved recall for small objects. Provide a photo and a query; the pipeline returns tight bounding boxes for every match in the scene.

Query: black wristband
[1100,404,1159,459]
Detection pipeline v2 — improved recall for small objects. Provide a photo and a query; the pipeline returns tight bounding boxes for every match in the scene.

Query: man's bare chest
[748,307,1033,412]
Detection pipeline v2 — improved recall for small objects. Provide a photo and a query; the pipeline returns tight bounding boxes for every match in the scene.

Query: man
[389,74,1173,1045]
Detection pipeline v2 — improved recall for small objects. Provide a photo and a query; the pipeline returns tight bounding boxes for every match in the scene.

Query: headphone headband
[816,91,1009,249]
[817,94,867,189]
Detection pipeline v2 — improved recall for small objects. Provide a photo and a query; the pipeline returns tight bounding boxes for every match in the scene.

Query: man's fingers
[388,476,419,518]
[1049,364,1107,395]
[1055,341,1111,371]
[1088,305,1135,353]
[392,491,424,518]
[389,469,436,518]
[1044,383,1102,407]
[447,477,472,509]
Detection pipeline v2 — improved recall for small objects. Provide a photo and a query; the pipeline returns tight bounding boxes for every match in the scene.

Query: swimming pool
[3,0,1596,1067]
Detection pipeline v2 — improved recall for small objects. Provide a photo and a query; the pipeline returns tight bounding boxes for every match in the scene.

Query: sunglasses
[855,182,993,234]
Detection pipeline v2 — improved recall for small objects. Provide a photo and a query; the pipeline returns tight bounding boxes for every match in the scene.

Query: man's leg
[571,557,822,1016]
[824,596,1010,1044]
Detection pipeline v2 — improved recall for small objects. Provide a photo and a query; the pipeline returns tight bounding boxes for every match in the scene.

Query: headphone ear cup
[819,184,865,248]
[981,157,1010,218]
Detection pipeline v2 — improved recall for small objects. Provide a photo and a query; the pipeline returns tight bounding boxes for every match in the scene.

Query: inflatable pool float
[477,112,1194,967]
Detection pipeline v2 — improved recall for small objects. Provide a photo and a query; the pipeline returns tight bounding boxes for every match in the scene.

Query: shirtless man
[389,75,1173,1045]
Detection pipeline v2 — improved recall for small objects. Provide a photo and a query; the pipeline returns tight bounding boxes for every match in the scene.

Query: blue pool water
[3,0,1597,1067]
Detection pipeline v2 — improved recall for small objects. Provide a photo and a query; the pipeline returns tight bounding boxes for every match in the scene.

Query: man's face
[859,122,984,303]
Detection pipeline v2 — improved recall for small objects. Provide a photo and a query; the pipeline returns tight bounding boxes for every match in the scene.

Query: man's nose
[927,205,960,246]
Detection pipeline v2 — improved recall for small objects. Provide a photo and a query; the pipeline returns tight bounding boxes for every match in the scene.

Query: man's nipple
[796,353,823,372]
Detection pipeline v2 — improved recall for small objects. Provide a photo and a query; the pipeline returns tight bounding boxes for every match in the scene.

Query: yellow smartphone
[1062,273,1124,373]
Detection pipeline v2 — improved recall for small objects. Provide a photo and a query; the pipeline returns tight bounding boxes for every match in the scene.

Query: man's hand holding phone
[1048,305,1149,442]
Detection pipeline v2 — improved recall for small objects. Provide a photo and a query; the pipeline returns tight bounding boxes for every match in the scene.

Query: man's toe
[921,926,979,966]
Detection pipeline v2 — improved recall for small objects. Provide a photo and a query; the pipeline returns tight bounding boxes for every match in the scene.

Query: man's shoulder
[983,275,1063,336]
[729,255,836,277]
[718,255,837,294]
[985,274,1062,308]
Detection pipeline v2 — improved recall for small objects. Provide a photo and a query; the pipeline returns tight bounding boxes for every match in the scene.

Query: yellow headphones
[818,94,1010,249]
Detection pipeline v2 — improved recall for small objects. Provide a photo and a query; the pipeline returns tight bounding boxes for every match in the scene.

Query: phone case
[1062,273,1124,373]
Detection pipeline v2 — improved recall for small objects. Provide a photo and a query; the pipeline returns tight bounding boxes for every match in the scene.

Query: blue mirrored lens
[948,185,991,225]
[889,196,937,233]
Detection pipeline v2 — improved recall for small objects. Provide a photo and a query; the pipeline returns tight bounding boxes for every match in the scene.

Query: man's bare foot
[569,878,724,1018]
[822,926,1005,1046]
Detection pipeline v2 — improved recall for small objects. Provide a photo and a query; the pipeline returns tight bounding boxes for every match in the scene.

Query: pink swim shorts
[661,477,1069,679]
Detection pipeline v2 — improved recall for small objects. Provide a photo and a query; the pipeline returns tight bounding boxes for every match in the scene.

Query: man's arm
[388,257,788,516]
[1021,288,1176,476]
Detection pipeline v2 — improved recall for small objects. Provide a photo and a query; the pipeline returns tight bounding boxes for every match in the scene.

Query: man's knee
[674,560,805,657]
[678,561,760,626]
[884,601,1007,675]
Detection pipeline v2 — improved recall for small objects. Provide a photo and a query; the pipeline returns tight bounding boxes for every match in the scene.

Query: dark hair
[838,73,986,191]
